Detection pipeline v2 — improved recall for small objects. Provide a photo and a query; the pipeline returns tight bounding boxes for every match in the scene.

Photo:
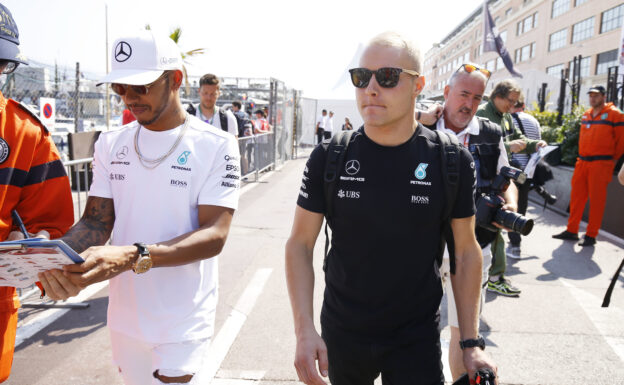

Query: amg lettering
[110,161,130,165]
[340,176,365,182]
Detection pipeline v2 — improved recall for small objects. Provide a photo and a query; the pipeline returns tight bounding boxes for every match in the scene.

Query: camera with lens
[475,166,534,236]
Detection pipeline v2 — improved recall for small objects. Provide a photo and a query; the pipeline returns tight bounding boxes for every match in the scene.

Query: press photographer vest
[467,117,503,247]
[467,117,502,195]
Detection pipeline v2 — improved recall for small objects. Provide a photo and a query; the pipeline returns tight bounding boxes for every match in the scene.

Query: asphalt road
[6,155,624,385]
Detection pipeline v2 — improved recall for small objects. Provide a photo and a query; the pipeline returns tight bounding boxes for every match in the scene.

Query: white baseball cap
[97,30,183,86]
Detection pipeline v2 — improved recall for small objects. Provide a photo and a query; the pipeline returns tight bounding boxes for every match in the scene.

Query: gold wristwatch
[132,242,153,274]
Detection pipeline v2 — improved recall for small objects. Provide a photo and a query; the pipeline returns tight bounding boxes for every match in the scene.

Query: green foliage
[526,106,585,166]
[559,105,585,166]
[527,109,558,128]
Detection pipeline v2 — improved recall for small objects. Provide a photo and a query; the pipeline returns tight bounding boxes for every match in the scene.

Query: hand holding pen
[6,210,50,241]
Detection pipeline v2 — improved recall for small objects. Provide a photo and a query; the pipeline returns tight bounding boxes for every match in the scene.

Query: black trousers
[316,128,324,144]
[508,179,531,246]
[321,326,444,385]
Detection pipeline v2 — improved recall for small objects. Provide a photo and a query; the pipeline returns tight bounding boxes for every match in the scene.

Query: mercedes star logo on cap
[115,41,132,63]
[345,160,360,175]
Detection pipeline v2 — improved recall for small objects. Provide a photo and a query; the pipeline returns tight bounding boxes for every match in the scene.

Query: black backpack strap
[511,113,526,136]
[219,109,228,132]
[322,129,359,267]
[186,103,197,116]
[434,130,461,274]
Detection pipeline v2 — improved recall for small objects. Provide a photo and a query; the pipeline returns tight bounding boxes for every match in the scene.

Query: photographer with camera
[419,63,526,382]
[508,97,549,259]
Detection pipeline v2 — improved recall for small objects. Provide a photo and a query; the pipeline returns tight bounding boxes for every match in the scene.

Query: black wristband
[459,335,485,350]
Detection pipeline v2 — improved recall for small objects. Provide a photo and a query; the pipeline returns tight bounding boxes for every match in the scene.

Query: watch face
[134,256,153,274]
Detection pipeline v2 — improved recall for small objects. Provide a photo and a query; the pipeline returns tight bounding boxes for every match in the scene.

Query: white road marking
[196,268,273,384]
[15,281,108,347]
[561,279,624,362]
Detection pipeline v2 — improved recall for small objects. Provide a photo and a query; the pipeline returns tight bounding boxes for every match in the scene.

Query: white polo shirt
[436,114,509,257]
[196,106,238,137]
[89,115,240,343]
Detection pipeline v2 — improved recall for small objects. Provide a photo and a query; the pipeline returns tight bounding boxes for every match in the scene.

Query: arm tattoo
[61,197,115,253]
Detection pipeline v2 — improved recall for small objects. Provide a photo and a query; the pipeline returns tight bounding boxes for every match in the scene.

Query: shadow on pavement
[15,296,107,351]
[537,241,599,281]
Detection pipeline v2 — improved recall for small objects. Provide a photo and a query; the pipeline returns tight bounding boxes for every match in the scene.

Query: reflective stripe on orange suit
[567,102,624,237]
[0,91,74,382]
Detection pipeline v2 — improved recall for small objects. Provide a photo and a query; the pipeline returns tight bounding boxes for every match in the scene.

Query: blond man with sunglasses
[39,31,240,385]
[286,33,497,385]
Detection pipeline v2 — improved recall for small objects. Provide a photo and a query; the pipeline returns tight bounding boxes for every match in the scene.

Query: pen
[11,210,29,239]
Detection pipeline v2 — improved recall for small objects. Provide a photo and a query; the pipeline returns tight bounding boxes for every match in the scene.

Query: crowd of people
[1,2,623,384]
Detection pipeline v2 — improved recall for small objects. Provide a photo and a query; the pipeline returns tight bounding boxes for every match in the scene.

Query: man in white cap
[39,30,240,385]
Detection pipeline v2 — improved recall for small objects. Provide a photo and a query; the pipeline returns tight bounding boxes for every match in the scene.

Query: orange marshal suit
[567,102,624,237]
[0,92,73,381]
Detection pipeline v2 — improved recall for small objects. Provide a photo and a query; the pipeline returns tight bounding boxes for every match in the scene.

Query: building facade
[423,0,624,110]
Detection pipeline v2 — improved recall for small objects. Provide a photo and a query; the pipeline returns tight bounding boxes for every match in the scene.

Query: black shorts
[321,326,444,385]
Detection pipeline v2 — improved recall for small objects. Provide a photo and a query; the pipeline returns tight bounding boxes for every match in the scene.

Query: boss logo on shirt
[170,179,188,188]
[299,190,309,199]
[411,195,430,204]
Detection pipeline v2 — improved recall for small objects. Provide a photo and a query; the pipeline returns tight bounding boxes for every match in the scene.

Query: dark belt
[578,155,613,161]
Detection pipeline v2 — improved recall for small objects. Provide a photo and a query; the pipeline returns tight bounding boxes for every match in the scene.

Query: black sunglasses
[0,60,18,75]
[111,72,169,96]
[349,67,420,88]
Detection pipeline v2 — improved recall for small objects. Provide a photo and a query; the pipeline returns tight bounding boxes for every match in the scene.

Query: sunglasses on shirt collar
[349,67,420,88]
[110,72,169,96]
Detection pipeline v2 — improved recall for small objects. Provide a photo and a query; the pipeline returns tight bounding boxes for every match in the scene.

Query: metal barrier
[64,157,94,219]
[239,133,275,182]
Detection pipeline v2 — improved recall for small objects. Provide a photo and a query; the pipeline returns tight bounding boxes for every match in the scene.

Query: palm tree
[145,25,205,97]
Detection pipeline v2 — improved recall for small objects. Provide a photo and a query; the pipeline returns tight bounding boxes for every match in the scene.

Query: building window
[515,42,536,63]
[500,30,507,42]
[596,49,618,74]
[572,17,594,43]
[575,0,588,5]
[517,12,538,35]
[531,42,537,57]
[547,64,565,77]
[569,56,590,78]
[506,8,513,18]
[494,16,500,25]
[549,28,567,51]
[552,0,570,18]
[497,57,504,70]
[464,52,470,62]
[486,60,496,72]
[601,4,624,33]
